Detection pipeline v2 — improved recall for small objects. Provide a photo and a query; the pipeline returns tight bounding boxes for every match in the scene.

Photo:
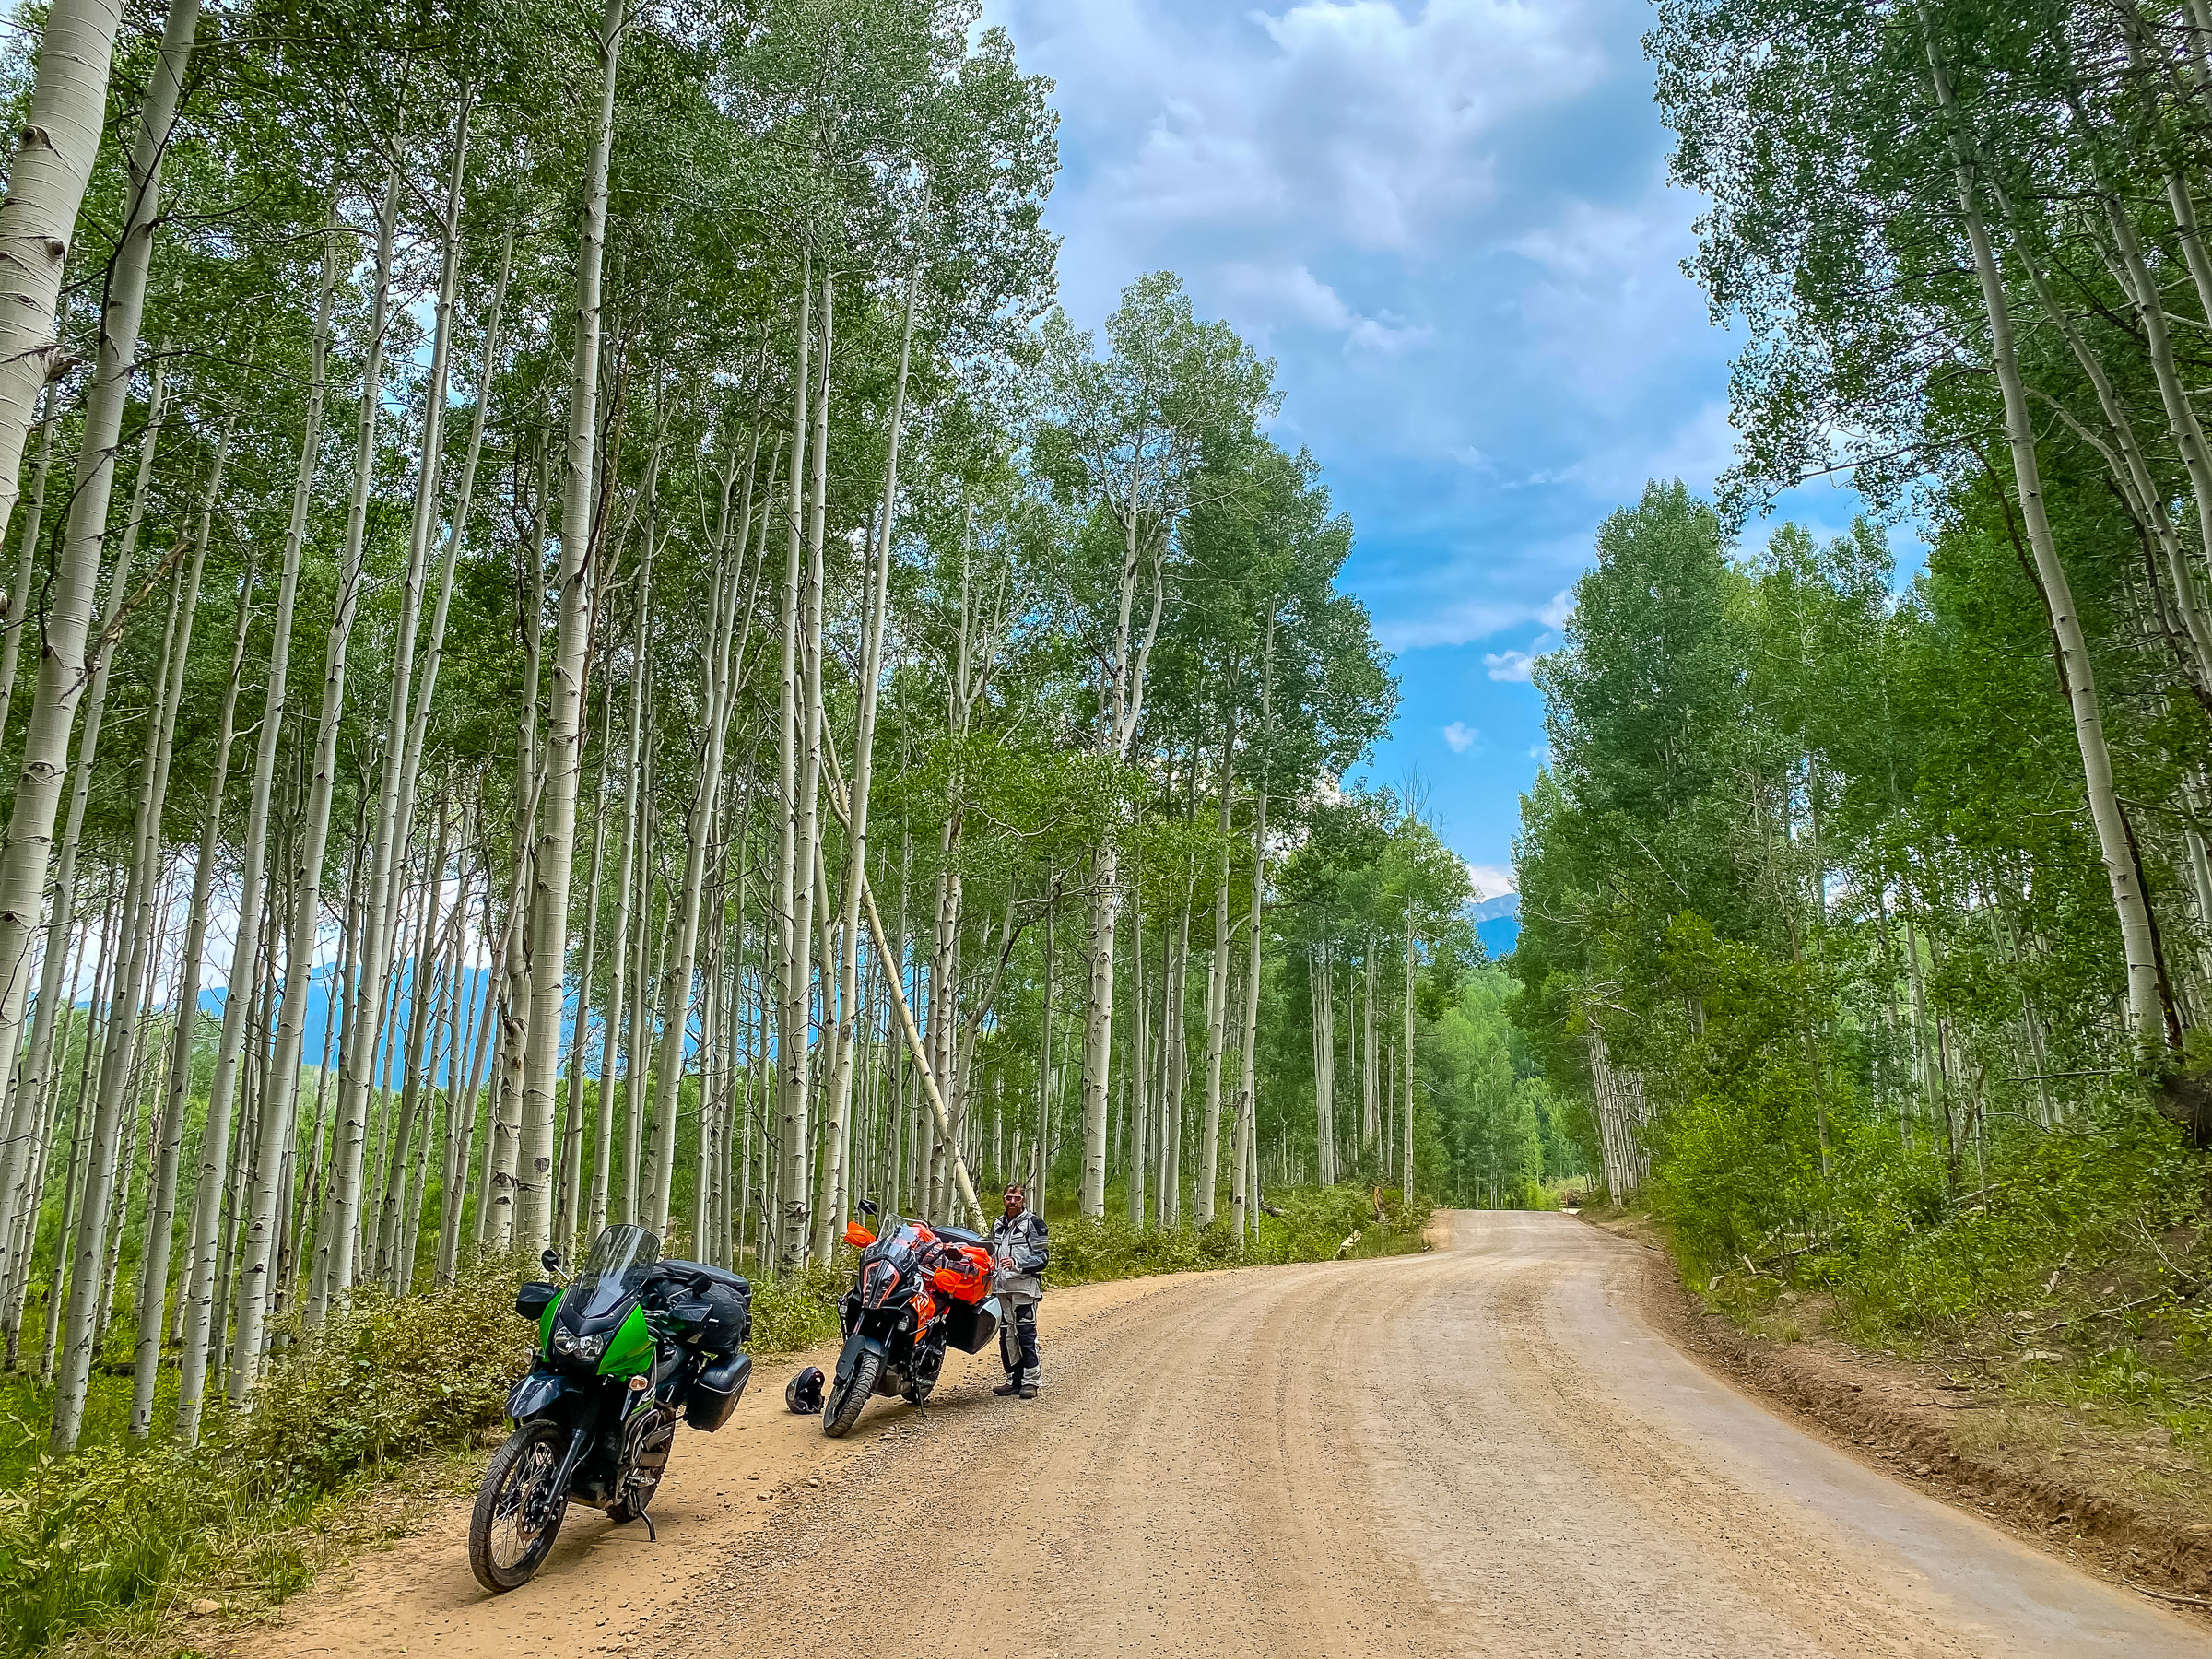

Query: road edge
[1577,1212,2212,1622]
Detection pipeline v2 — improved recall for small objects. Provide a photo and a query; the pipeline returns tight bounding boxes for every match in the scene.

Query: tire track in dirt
[238,1214,2207,1658]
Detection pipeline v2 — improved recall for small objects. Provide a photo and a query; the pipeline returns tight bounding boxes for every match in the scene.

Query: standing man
[991,1183,1048,1398]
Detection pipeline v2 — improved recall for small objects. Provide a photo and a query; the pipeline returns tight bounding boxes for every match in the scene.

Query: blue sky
[981,0,1880,898]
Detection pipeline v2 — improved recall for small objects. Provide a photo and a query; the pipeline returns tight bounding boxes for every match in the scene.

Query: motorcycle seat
[929,1224,984,1246]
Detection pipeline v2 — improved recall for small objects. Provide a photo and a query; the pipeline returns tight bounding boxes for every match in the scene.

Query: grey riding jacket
[990,1210,1050,1300]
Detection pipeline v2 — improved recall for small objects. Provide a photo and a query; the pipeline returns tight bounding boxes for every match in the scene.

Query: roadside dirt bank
[224,1211,2204,1657]
[1579,1208,2212,1617]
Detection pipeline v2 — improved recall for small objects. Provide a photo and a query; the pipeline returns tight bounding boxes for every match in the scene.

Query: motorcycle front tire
[822,1348,881,1439]
[469,1419,569,1593]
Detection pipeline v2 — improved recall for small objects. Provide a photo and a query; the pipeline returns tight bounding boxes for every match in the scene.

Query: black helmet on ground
[785,1365,825,1414]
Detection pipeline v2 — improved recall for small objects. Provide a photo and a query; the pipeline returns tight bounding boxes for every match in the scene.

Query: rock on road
[244,1211,2205,1658]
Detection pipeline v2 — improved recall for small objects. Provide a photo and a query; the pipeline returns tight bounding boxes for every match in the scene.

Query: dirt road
[241,1211,2205,1657]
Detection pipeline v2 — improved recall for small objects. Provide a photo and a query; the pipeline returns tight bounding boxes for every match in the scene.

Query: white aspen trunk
[260,171,401,1351]
[1196,716,1233,1225]
[1402,916,1415,1193]
[130,542,253,1437]
[564,674,614,1249]
[1230,609,1275,1241]
[623,702,658,1224]
[0,407,56,739]
[53,487,206,1451]
[320,101,473,1326]
[1080,846,1119,1216]
[1919,13,2167,1051]
[644,442,754,1233]
[370,797,453,1284]
[519,0,628,1252]
[489,456,550,1251]
[0,0,129,543]
[1129,895,1148,1227]
[0,0,195,1261]
[1162,900,1188,1226]
[1362,943,1379,1155]
[594,567,649,1237]
[0,363,159,1299]
[437,881,500,1285]
[813,279,913,1257]
[774,260,816,1270]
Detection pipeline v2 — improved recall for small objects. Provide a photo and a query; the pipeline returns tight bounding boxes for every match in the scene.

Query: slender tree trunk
[1919,13,2169,1053]
[0,0,198,1273]
[1197,710,1235,1225]
[647,438,756,1232]
[130,546,253,1435]
[52,512,204,1451]
[258,171,400,1357]
[814,272,913,1259]
[321,99,473,1331]
[519,0,628,1252]
[775,259,816,1270]
[1402,914,1416,1192]
[0,407,55,740]
[0,359,159,1313]
[0,0,130,544]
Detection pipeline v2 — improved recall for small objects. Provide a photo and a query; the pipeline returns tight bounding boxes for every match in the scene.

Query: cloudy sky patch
[982,0,1879,889]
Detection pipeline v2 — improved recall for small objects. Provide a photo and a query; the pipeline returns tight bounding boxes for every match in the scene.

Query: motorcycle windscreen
[572,1223,662,1319]
[944,1293,1001,1354]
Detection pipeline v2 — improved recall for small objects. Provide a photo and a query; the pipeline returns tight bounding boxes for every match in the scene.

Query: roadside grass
[0,1184,1430,1658]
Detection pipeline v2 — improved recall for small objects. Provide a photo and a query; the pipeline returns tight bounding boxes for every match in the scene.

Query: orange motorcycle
[820,1202,999,1437]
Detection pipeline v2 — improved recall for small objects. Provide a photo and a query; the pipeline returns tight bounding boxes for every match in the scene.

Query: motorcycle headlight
[553,1328,575,1355]
[575,1334,606,1361]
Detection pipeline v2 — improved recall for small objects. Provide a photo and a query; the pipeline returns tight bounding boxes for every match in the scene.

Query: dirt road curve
[242,1211,2205,1658]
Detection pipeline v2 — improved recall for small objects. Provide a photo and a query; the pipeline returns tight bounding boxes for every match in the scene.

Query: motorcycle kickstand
[638,1505,657,1543]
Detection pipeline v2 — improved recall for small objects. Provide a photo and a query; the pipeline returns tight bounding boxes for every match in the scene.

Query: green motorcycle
[469,1223,753,1592]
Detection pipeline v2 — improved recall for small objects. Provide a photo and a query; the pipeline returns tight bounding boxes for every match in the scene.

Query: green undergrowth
[1632,1092,2212,1465]
[0,1186,1429,1657]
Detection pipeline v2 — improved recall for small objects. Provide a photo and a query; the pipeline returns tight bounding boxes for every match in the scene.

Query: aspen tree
[131,548,254,1437]
[773,258,815,1268]
[1916,8,2168,1050]
[0,0,199,1262]
[814,271,916,1258]
[258,164,401,1356]
[0,407,54,738]
[324,96,475,1324]
[0,0,129,541]
[519,0,629,1251]
[643,432,756,1232]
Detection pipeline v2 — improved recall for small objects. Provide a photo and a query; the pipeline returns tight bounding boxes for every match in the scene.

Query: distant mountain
[1472,891,1520,959]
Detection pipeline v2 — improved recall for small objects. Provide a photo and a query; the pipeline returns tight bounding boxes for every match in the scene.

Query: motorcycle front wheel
[822,1348,880,1439]
[469,1419,569,1592]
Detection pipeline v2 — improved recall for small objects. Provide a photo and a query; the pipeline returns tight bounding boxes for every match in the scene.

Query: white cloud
[1219,262,1431,354]
[1484,649,1535,682]
[1442,720,1477,752]
[1529,742,1550,762]
[1464,862,1516,900]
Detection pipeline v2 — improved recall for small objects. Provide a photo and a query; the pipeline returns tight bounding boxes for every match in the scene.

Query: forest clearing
[1,0,2211,1653]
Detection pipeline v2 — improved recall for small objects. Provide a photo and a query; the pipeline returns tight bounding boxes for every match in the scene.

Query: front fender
[832,1329,886,1390]
[507,1366,576,1423]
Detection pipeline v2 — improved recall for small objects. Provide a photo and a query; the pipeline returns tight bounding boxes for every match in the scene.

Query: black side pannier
[944,1293,1001,1355]
[685,1351,752,1432]
[515,1281,560,1322]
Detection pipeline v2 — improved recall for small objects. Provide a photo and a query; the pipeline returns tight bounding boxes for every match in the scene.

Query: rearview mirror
[857,1198,879,1217]
[541,1249,561,1275]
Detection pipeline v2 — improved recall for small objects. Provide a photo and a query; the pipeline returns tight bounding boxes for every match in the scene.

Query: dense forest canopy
[0,0,1534,1460]
[1512,0,2212,1387]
